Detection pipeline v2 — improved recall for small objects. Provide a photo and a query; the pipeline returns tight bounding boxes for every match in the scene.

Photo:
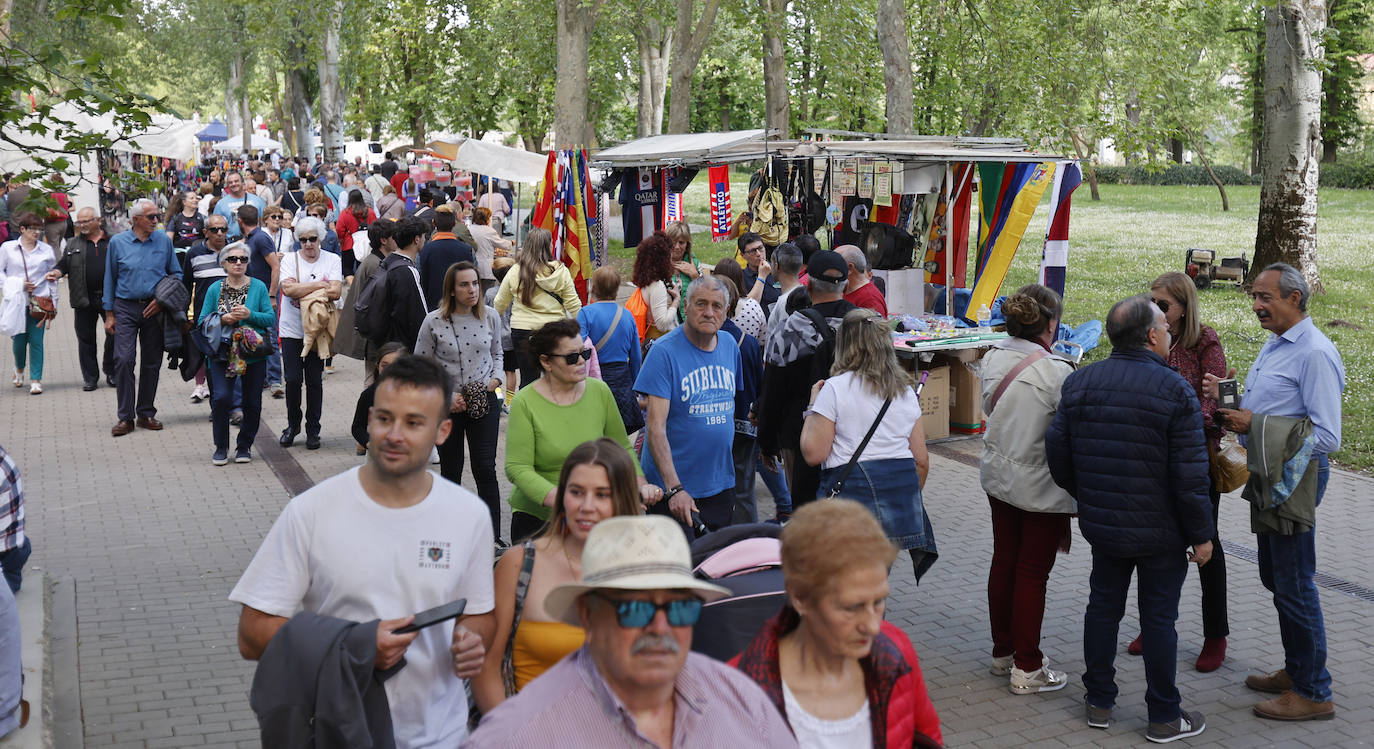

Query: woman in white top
[629,230,679,344]
[800,308,936,581]
[275,216,342,449]
[0,212,59,395]
[469,206,514,288]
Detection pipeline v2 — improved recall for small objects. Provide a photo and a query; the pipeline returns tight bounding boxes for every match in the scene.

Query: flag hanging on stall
[968,162,1057,319]
[663,169,683,225]
[1038,161,1082,299]
[921,163,973,288]
[708,165,732,241]
[532,149,598,302]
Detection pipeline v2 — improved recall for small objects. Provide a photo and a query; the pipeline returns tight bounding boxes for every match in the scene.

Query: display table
[893,331,1007,357]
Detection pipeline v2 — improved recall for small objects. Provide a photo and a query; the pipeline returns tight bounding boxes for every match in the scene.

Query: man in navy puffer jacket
[1046,295,1215,744]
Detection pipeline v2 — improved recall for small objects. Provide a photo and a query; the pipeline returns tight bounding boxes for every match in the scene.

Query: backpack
[353,265,392,342]
[749,182,788,247]
[625,287,651,342]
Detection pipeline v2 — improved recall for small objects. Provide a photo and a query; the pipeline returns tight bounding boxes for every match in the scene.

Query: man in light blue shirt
[1208,262,1345,722]
[212,171,265,239]
[104,199,182,436]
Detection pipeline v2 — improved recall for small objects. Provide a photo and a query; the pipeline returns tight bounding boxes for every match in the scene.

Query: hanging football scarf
[1039,161,1082,299]
[968,162,1058,319]
[708,165,732,242]
[663,169,683,225]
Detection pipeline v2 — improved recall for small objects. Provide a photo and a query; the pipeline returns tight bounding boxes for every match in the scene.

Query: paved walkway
[2,317,1372,747]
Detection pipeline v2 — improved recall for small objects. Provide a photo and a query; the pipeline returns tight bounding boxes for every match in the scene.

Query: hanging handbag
[1209,433,1249,493]
[18,248,56,322]
[826,397,893,499]
[461,380,491,420]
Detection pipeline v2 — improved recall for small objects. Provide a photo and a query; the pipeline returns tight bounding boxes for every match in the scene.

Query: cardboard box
[947,357,986,434]
[917,365,950,440]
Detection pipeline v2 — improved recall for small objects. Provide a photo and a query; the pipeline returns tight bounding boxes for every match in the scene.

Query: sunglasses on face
[1153,298,1171,314]
[547,348,593,365]
[206,226,227,233]
[224,256,249,264]
[299,235,320,243]
[596,594,703,628]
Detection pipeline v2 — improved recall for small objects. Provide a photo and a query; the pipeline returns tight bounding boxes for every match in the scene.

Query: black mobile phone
[1217,378,1240,410]
[392,598,467,634]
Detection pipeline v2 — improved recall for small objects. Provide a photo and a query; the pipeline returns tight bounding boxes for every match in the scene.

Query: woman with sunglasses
[472,437,643,714]
[200,242,276,466]
[732,499,944,748]
[506,318,659,543]
[276,217,341,451]
[414,261,505,541]
[0,213,58,394]
[1136,272,1230,672]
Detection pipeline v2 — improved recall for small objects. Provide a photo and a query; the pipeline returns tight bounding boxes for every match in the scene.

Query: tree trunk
[230,51,251,153]
[1253,0,1325,292]
[666,0,723,133]
[1169,138,1184,163]
[271,64,292,153]
[634,18,672,137]
[1,0,15,36]
[318,0,346,163]
[1069,128,1101,201]
[225,59,243,137]
[1184,126,1229,211]
[718,71,731,130]
[1250,15,1265,175]
[555,0,599,148]
[877,0,915,135]
[759,0,789,135]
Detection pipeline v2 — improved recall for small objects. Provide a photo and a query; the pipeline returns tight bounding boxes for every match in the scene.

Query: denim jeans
[437,394,502,542]
[755,443,791,515]
[820,458,938,580]
[1256,453,1331,702]
[731,434,759,524]
[1083,549,1188,724]
[0,538,31,594]
[208,359,265,451]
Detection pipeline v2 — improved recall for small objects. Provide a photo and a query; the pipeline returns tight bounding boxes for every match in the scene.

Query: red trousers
[987,496,1070,672]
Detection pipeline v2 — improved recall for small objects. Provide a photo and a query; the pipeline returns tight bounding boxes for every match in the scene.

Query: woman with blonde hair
[472,438,644,712]
[376,183,404,220]
[732,499,943,747]
[1140,271,1229,671]
[800,308,936,580]
[978,283,1076,695]
[663,220,699,320]
[493,227,581,388]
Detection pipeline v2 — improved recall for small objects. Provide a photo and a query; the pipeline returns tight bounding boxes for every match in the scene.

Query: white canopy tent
[212,132,283,152]
[451,139,548,184]
[592,129,778,168]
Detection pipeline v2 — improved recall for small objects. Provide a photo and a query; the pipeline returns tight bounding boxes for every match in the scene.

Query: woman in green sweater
[505,318,664,541]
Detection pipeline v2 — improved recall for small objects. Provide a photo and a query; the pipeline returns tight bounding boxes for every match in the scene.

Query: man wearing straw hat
[466,515,797,748]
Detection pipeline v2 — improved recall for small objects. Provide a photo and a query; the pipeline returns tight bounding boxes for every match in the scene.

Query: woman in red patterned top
[1137,271,1229,671]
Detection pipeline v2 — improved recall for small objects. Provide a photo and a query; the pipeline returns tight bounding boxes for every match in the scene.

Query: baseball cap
[807,250,848,283]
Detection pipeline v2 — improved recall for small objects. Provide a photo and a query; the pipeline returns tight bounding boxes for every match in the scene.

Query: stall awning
[213,132,283,152]
[196,119,227,142]
[813,140,1068,164]
[592,129,793,168]
[451,139,548,184]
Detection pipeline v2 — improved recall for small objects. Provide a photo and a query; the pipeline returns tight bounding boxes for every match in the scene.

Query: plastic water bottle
[976,304,992,333]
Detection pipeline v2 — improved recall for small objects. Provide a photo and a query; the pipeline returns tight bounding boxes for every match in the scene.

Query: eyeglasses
[224,256,250,264]
[20,225,41,232]
[742,244,765,255]
[1152,298,1171,314]
[298,236,319,243]
[593,593,703,628]
[547,348,593,365]
[206,226,227,233]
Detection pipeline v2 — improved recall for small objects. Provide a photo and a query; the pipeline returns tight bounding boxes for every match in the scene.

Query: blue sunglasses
[595,593,703,628]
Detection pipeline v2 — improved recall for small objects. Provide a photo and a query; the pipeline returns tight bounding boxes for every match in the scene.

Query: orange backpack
[625,287,651,343]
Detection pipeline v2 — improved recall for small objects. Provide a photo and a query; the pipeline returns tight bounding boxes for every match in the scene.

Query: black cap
[808,250,848,283]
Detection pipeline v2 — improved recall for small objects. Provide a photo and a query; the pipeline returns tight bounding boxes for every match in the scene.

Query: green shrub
[1090,162,1374,189]
[1319,161,1374,189]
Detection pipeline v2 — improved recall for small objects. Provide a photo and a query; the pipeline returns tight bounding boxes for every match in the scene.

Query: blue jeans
[820,458,938,581]
[1256,453,1331,702]
[208,359,266,451]
[0,538,31,594]
[755,444,791,515]
[1083,549,1188,724]
[265,346,283,387]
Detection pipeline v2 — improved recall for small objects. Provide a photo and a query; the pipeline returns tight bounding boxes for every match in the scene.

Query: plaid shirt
[0,444,23,553]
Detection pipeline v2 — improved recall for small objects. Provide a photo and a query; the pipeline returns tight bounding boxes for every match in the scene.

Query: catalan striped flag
[533,150,596,302]
[1038,161,1082,299]
[968,162,1057,319]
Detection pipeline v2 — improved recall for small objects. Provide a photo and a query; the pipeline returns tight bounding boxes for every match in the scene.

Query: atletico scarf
[663,169,683,225]
[968,162,1057,319]
[1038,161,1082,299]
[709,165,732,241]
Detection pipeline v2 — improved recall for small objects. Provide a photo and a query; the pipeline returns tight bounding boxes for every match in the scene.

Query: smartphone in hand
[392,599,467,634]
[1217,378,1240,410]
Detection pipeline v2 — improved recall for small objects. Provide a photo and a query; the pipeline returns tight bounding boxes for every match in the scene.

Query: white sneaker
[190,384,209,402]
[990,655,1014,676]
[1009,665,1069,695]
[29,381,42,395]
[11,370,23,388]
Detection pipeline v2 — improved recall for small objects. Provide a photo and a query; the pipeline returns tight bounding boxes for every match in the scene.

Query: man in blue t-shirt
[213,171,266,239]
[634,276,741,537]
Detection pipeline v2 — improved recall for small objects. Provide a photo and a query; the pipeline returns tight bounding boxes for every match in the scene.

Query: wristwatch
[663,485,685,501]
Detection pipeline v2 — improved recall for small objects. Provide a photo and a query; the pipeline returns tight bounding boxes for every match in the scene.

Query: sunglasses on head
[594,593,703,628]
[547,348,593,365]
[1153,298,1171,314]
[224,256,249,264]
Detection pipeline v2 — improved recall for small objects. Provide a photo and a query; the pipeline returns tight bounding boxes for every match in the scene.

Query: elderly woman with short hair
[276,216,342,451]
[733,499,943,748]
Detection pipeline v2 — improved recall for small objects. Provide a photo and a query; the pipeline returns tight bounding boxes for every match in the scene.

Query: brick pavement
[3,318,1372,747]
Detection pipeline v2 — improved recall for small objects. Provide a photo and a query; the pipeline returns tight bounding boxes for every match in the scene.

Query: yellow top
[512,619,586,690]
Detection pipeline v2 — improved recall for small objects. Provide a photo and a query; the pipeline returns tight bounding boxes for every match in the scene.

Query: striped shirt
[465,646,797,749]
[0,445,23,553]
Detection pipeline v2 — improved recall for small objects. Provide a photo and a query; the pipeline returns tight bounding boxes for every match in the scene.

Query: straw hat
[544,516,731,626]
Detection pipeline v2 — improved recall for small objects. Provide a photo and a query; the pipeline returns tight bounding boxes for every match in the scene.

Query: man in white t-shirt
[276,215,343,449]
[231,355,496,748]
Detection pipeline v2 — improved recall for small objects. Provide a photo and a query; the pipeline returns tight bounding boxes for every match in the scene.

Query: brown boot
[1253,690,1335,721]
[1244,669,1293,694]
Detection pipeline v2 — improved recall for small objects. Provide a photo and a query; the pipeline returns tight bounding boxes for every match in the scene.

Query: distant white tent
[212,132,284,152]
[450,139,548,184]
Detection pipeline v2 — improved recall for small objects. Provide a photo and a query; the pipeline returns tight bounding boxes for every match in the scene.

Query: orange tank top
[511,619,586,690]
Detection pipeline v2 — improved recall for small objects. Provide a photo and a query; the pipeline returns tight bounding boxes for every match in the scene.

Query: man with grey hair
[837,243,887,316]
[1204,262,1345,722]
[764,243,805,348]
[103,198,182,437]
[46,207,115,390]
[756,250,857,509]
[634,275,742,536]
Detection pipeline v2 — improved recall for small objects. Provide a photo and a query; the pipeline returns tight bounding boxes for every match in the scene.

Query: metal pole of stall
[516,182,523,247]
[943,162,954,319]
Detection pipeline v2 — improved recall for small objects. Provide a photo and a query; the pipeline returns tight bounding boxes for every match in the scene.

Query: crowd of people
[0,153,1350,747]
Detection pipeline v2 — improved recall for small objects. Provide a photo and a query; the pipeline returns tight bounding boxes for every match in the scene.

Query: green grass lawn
[598,181,1373,472]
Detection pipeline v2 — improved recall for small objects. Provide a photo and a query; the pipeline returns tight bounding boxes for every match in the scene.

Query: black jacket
[249,612,400,749]
[379,252,427,348]
[416,237,475,310]
[1045,348,1214,557]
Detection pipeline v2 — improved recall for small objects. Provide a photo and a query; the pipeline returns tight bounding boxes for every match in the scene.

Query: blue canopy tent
[196,119,227,143]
